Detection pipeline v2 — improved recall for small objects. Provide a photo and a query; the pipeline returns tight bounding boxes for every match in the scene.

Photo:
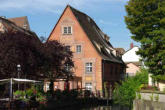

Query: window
[45,82,50,91]
[23,24,27,29]
[65,64,71,72]
[76,45,81,53]
[85,62,92,73]
[68,27,71,34]
[63,26,72,34]
[85,83,92,91]
[66,46,70,51]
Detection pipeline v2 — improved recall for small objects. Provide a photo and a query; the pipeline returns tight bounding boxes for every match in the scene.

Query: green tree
[113,68,148,107]
[125,0,165,76]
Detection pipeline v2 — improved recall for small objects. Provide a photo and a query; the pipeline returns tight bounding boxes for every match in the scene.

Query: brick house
[47,5,125,95]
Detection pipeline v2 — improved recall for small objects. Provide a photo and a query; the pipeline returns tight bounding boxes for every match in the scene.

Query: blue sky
[0,0,139,50]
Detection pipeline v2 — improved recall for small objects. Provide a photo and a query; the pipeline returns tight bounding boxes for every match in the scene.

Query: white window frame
[45,82,50,91]
[63,26,72,34]
[85,62,92,73]
[76,45,81,53]
[85,82,92,91]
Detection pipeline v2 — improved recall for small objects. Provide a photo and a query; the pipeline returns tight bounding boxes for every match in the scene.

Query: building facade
[48,5,125,95]
[122,43,142,76]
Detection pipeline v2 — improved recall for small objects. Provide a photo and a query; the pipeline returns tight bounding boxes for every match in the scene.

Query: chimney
[130,43,134,49]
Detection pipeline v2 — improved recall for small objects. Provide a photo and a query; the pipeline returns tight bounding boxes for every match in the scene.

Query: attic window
[63,26,72,34]
[23,24,27,29]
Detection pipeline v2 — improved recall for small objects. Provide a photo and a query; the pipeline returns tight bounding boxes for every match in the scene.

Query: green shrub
[154,94,159,102]
[150,93,154,101]
[137,93,141,99]
[113,68,148,107]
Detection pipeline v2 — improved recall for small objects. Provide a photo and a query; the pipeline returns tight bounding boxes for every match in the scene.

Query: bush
[113,68,148,107]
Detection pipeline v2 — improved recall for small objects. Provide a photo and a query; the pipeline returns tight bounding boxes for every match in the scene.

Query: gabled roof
[69,6,124,64]
[122,46,141,62]
[0,17,40,42]
[8,16,30,30]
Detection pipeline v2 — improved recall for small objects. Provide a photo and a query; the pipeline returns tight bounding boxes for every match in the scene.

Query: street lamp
[17,64,21,90]
[17,64,21,78]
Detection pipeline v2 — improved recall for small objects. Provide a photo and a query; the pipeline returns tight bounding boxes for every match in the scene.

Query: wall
[126,63,140,76]
[133,99,165,110]
[122,47,140,62]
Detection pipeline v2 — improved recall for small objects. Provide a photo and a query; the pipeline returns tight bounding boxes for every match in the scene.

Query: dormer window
[23,24,27,29]
[63,26,72,34]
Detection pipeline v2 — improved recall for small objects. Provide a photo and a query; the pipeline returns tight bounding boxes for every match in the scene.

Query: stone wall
[133,99,165,110]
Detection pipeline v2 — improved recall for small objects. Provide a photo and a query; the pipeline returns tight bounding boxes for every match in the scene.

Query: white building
[122,44,142,76]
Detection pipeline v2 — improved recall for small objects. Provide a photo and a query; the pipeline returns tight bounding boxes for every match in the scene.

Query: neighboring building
[122,43,142,76]
[0,16,33,35]
[8,16,30,30]
[48,5,125,95]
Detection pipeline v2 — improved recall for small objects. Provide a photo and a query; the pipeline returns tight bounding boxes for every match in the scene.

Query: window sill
[62,33,72,35]
[85,72,93,74]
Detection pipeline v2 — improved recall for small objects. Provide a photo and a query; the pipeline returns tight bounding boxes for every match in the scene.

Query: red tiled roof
[8,16,30,30]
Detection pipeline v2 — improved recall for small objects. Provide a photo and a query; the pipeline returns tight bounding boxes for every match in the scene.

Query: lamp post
[17,64,21,90]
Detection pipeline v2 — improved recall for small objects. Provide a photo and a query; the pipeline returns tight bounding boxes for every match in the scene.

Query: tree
[0,31,42,79]
[113,68,148,107]
[41,40,74,92]
[0,30,74,93]
[125,0,165,76]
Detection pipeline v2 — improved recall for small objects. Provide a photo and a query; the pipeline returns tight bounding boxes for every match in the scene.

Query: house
[0,17,33,36]
[0,16,38,39]
[8,16,30,30]
[47,5,125,96]
[122,43,142,76]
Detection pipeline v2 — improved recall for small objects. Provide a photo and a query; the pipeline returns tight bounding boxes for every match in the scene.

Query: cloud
[0,0,127,14]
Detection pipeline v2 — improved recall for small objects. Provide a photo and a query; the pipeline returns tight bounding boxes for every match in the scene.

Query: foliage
[14,85,46,103]
[14,90,25,99]
[150,93,154,101]
[0,31,74,94]
[0,31,42,79]
[113,68,148,107]
[41,41,74,92]
[154,94,159,102]
[152,74,165,82]
[137,93,141,99]
[125,0,165,76]
[141,85,159,91]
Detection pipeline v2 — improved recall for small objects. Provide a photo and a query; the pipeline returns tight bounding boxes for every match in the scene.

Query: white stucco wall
[159,82,165,91]
[122,47,141,62]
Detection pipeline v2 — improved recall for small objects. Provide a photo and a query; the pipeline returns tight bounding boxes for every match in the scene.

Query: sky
[0,0,139,50]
